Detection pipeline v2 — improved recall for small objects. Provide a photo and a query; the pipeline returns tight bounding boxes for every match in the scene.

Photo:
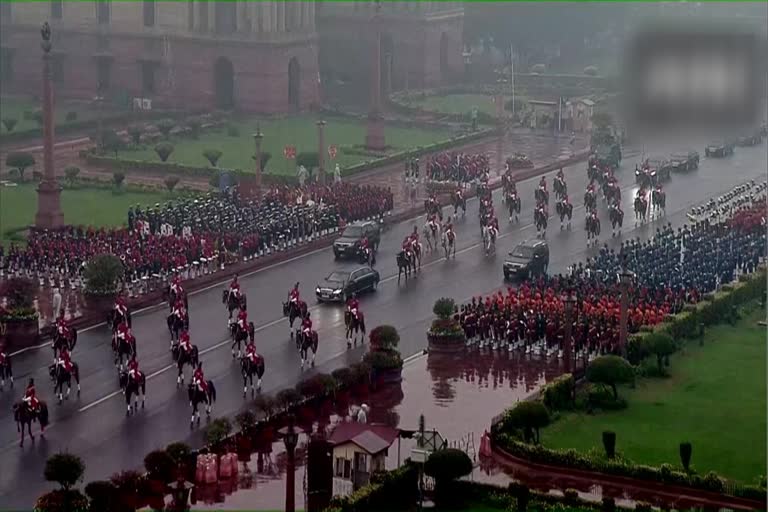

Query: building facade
[0,1,320,113]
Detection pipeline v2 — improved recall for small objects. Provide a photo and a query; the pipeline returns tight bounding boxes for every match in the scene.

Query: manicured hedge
[327,463,418,512]
[541,373,574,411]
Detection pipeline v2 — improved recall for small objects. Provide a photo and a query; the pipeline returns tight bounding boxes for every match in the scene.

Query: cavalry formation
[4,134,766,447]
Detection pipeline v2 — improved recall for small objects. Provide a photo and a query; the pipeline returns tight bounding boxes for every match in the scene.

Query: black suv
[503,239,549,280]
[333,221,381,260]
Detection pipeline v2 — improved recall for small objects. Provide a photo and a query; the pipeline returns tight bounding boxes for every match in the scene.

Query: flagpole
[510,44,515,117]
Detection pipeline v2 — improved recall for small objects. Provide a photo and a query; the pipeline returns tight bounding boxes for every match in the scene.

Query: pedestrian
[297,165,308,187]
[52,288,62,322]
[334,163,342,184]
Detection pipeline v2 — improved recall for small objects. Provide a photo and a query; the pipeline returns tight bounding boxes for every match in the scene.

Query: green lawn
[543,306,767,483]
[0,96,109,134]
[118,116,452,176]
[411,93,517,117]
[0,183,167,245]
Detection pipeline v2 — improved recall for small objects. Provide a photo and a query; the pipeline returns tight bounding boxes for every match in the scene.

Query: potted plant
[427,298,466,351]
[82,254,124,314]
[0,277,40,347]
[110,470,144,511]
[143,449,174,509]
[364,325,404,384]
[235,411,256,462]
[165,442,192,481]
[350,361,372,397]
[204,417,233,454]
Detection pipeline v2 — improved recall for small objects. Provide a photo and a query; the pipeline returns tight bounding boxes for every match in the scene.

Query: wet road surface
[1,142,765,507]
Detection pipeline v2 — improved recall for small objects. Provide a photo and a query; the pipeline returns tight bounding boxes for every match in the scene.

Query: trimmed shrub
[100,129,123,156]
[5,151,35,181]
[679,442,692,472]
[363,349,403,371]
[2,118,18,132]
[156,118,175,137]
[296,151,319,171]
[563,488,579,504]
[165,442,191,465]
[127,125,143,145]
[602,431,616,459]
[112,171,125,187]
[64,165,80,182]
[541,373,574,411]
[1,276,36,309]
[501,400,551,444]
[34,489,89,512]
[187,117,202,139]
[205,417,233,446]
[425,448,473,506]
[203,148,223,167]
[235,410,257,433]
[82,254,124,295]
[44,452,85,490]
[586,355,634,400]
[644,332,676,374]
[164,175,180,192]
[155,142,175,162]
[276,388,302,411]
[144,450,175,483]
[253,393,276,418]
[433,297,455,319]
[703,471,724,492]
[369,325,400,351]
[84,480,116,512]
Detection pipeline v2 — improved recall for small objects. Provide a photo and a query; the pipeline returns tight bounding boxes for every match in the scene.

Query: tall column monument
[34,22,64,229]
[365,0,386,151]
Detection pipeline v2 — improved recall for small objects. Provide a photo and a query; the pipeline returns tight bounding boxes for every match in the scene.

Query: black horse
[119,370,146,416]
[0,354,12,390]
[240,355,265,397]
[172,344,199,387]
[52,328,77,361]
[634,195,648,225]
[107,308,131,333]
[188,380,216,427]
[283,300,308,335]
[534,207,548,238]
[652,189,666,215]
[506,192,521,222]
[229,321,255,358]
[584,189,597,211]
[452,191,467,216]
[344,310,366,347]
[222,290,247,321]
[163,286,188,311]
[297,330,319,369]
[609,204,624,236]
[585,212,601,247]
[397,250,414,282]
[166,313,188,346]
[49,362,80,404]
[553,176,567,199]
[534,186,549,206]
[556,200,573,230]
[112,334,136,371]
[13,400,48,447]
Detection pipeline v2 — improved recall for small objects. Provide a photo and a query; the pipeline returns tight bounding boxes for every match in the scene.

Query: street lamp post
[619,268,634,357]
[317,120,326,185]
[34,21,64,229]
[563,292,577,374]
[279,415,304,512]
[253,124,264,193]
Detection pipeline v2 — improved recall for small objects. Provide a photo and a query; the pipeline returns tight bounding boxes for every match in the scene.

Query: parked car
[669,151,700,172]
[316,267,380,303]
[705,141,734,157]
[503,239,549,280]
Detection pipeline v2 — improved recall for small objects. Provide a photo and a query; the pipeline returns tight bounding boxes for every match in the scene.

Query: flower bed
[427,298,466,352]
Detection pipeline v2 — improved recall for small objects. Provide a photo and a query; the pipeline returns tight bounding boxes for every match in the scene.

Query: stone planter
[3,317,40,350]
[84,292,117,317]
[372,366,403,384]
[427,330,466,352]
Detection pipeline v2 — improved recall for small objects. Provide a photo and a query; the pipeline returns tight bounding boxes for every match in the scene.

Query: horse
[534,207,548,238]
[112,334,136,371]
[442,230,456,260]
[49,362,80,404]
[188,380,216,427]
[107,308,131,332]
[634,194,649,225]
[585,212,601,247]
[609,204,624,236]
[452,191,466,216]
[52,328,77,361]
[13,400,48,447]
[164,286,188,311]
[229,321,255,358]
[0,354,12,390]
[166,313,188,346]
[397,250,413,282]
[423,220,441,253]
[240,355,265,397]
[556,200,573,230]
[297,330,319,369]
[222,290,247,321]
[603,182,621,205]
[345,310,366,346]
[535,186,549,206]
[283,300,308,336]
[424,197,443,221]
[553,176,567,199]
[172,344,199,387]
[583,189,597,211]
[651,189,666,216]
[505,191,521,223]
[481,225,497,256]
[119,370,146,416]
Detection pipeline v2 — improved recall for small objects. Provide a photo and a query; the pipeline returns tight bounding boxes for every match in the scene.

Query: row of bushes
[327,463,419,512]
[82,127,497,184]
[493,434,766,502]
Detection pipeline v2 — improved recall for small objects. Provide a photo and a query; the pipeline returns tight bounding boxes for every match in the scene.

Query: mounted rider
[114,294,128,318]
[346,294,360,317]
[170,273,184,299]
[23,378,40,412]
[127,356,142,384]
[179,330,193,354]
[539,175,548,191]
[301,313,313,339]
[228,274,242,302]
[55,310,71,341]
[236,308,248,333]
[288,282,301,306]
[245,340,260,365]
[359,235,371,261]
[115,318,133,344]
[172,298,187,322]
[56,347,73,373]
[192,362,209,394]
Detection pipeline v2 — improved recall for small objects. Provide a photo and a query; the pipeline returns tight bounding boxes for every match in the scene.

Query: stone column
[365,2,385,151]
[316,120,326,185]
[253,125,264,194]
[35,22,64,229]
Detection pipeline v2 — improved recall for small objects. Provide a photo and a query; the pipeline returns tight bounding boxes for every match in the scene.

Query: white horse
[423,219,441,252]
[481,225,497,256]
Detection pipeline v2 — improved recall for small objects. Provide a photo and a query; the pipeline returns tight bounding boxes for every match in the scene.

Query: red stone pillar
[317,120,326,185]
[365,2,386,151]
[35,22,64,229]
[253,125,264,194]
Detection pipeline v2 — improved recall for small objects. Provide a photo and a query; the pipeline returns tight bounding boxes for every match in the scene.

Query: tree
[187,117,202,139]
[155,142,175,162]
[602,431,616,458]
[424,448,473,506]
[156,118,175,138]
[433,297,456,320]
[144,450,175,483]
[164,176,180,192]
[203,148,223,167]
[0,277,36,309]
[84,481,116,512]
[591,112,613,131]
[502,400,551,444]
[205,417,233,447]
[82,254,124,295]
[127,125,143,145]
[5,151,35,181]
[112,172,125,188]
[257,151,272,171]
[586,355,634,400]
[276,388,301,411]
[296,151,319,172]
[2,118,18,132]
[64,165,80,183]
[100,129,123,157]
[679,442,692,472]
[644,332,676,374]
[368,325,400,351]
[165,442,191,466]
[44,452,85,490]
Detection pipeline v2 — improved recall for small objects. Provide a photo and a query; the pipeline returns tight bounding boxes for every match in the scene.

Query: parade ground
[542,305,767,483]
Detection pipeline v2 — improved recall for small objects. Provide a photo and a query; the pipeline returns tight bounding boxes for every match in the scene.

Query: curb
[36,150,590,340]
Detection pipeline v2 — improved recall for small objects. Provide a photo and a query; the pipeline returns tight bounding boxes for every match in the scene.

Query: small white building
[329,423,399,498]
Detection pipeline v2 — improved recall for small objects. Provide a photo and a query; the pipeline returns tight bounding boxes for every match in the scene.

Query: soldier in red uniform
[192,362,209,394]
[23,378,40,412]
